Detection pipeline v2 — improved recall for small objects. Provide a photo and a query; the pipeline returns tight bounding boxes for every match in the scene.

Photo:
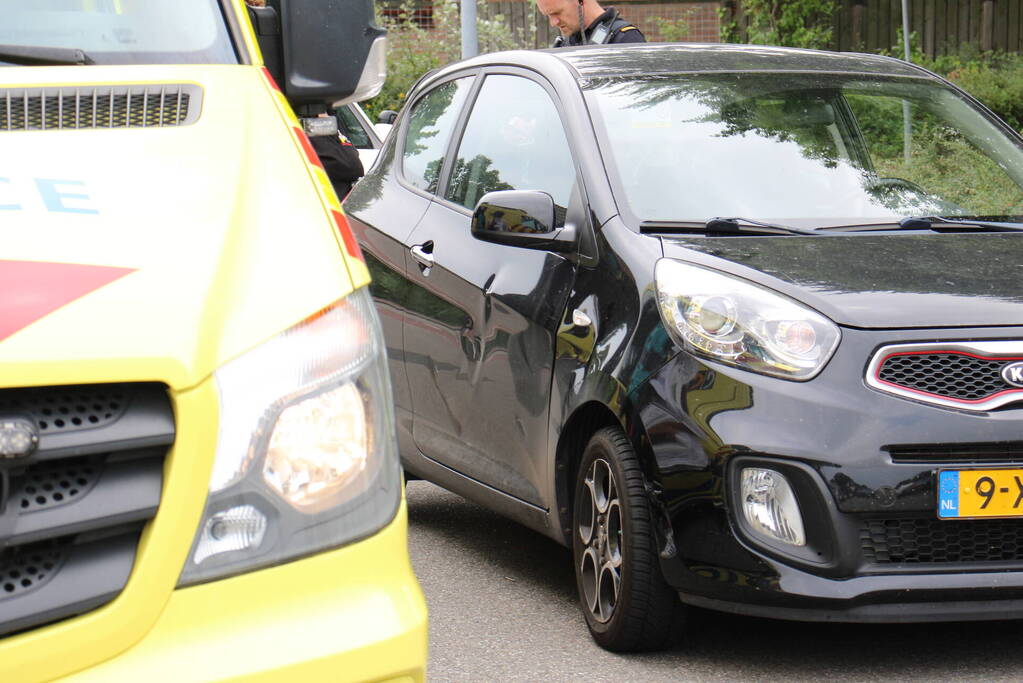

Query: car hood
[0,65,352,390]
[661,232,1023,329]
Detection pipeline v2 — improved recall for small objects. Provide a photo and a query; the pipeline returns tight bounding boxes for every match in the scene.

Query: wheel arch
[553,397,660,543]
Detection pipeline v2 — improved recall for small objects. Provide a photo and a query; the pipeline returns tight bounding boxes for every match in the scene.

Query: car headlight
[179,286,400,585]
[654,259,840,380]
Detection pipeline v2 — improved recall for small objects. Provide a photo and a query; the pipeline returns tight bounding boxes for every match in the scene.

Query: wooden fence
[725,0,1023,57]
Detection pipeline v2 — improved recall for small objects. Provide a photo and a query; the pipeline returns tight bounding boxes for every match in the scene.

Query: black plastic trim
[0,383,173,638]
[218,0,251,65]
[8,454,163,546]
[679,590,1023,624]
[0,530,140,637]
[0,384,174,467]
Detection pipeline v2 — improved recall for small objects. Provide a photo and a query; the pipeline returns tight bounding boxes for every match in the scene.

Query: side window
[402,77,474,193]
[445,75,575,224]
[335,105,372,149]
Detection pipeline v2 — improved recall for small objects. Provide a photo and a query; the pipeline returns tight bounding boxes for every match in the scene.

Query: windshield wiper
[640,217,817,236]
[898,216,1023,232]
[817,216,1023,233]
[0,45,94,66]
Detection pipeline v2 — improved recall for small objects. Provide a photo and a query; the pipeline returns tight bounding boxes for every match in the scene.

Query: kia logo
[1002,362,1023,388]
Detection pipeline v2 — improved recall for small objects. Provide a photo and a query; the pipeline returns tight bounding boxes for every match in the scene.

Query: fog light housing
[741,468,805,547]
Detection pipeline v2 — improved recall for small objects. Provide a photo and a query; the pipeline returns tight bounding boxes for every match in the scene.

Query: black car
[344,43,1023,651]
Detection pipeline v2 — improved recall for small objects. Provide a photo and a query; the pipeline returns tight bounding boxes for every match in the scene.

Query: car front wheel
[573,425,685,652]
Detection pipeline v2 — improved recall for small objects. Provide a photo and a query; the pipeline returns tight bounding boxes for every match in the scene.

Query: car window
[445,75,574,223]
[586,73,1023,223]
[403,77,474,193]
[336,105,373,149]
[845,93,1023,217]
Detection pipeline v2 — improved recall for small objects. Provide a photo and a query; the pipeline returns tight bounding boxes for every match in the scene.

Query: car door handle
[410,242,435,268]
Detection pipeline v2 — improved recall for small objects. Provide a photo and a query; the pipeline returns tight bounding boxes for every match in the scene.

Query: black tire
[572,426,685,652]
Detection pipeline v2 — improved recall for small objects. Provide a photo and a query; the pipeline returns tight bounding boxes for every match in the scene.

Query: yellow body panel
[0,4,426,680]
[60,501,427,683]
[0,65,361,387]
[2,381,425,683]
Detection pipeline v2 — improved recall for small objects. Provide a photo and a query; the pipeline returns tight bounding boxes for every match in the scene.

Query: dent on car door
[347,76,475,445]
[403,73,578,507]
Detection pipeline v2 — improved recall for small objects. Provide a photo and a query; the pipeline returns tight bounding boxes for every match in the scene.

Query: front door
[403,73,579,507]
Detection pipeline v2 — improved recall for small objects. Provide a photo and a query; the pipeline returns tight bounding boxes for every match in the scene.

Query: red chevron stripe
[0,260,135,342]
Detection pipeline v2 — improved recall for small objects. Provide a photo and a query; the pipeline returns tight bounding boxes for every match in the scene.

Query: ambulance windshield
[0,0,236,65]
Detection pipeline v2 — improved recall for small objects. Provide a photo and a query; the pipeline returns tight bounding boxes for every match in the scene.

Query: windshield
[0,0,236,65]
[586,73,1023,225]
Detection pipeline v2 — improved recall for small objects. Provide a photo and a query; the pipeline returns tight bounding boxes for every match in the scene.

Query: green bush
[940,55,1023,133]
[361,0,528,121]
[884,31,1023,133]
[719,0,837,50]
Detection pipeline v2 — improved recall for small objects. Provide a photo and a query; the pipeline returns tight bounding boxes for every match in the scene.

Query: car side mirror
[471,191,577,253]
[378,110,399,125]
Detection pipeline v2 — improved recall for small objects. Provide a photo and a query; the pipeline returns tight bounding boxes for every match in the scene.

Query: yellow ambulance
[0,1,427,681]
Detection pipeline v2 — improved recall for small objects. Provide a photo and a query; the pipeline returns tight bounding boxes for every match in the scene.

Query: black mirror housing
[276,0,387,107]
[471,191,577,253]
[247,6,284,86]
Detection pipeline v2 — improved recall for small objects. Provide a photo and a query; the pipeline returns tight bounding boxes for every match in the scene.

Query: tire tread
[575,426,685,652]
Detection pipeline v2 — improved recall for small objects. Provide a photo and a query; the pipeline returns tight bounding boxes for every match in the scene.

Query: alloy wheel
[577,457,623,624]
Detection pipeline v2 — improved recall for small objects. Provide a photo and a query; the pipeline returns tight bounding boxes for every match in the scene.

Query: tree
[363,0,529,120]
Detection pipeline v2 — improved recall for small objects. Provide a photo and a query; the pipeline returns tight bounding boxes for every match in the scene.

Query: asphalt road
[406,480,1023,682]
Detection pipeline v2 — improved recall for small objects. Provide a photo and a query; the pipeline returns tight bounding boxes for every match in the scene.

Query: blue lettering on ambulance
[35,179,98,215]
[0,178,21,210]
[0,178,97,214]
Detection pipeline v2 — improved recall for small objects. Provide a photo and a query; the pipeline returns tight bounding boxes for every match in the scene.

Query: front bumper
[632,325,1023,622]
[680,565,1023,623]
[59,501,427,683]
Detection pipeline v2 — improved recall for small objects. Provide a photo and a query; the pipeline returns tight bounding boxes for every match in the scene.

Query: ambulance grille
[0,85,201,131]
[0,383,175,637]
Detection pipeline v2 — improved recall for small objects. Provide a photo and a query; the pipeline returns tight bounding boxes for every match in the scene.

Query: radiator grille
[1,542,69,599]
[886,442,1023,464]
[861,518,1023,564]
[14,457,101,512]
[0,385,128,433]
[0,383,174,637]
[877,353,1008,401]
[1,85,201,131]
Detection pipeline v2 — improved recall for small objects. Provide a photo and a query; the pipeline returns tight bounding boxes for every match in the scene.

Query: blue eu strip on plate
[938,470,959,518]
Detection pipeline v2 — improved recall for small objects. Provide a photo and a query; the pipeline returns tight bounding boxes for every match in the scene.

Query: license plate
[938,469,1023,519]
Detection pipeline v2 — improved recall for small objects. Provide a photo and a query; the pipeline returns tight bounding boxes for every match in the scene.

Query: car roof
[439,42,931,83]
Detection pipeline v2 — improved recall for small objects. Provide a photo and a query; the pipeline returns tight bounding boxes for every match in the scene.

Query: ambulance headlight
[179,287,400,585]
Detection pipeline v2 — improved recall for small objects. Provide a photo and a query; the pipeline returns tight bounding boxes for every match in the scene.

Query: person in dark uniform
[310,130,364,199]
[535,0,645,47]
